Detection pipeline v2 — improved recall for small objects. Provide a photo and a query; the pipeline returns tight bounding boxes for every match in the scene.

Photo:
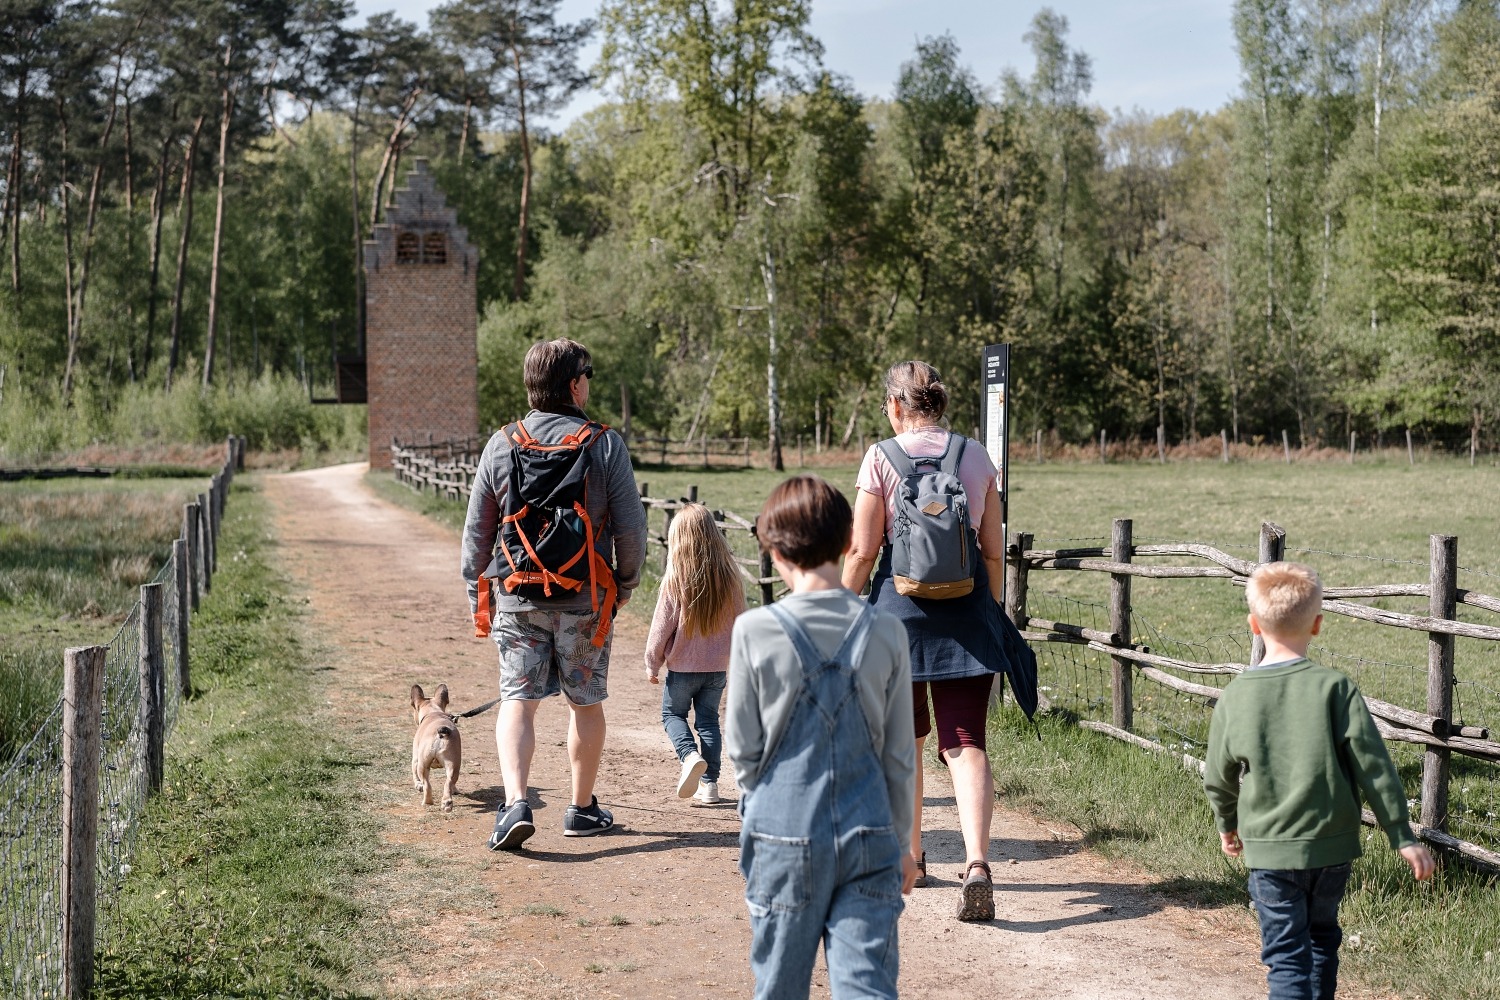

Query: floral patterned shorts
[492,609,612,706]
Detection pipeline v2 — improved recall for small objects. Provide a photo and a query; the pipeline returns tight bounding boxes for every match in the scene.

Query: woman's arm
[841,488,886,594]
[975,481,1006,603]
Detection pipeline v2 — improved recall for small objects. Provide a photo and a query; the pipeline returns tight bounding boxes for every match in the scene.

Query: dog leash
[454,697,501,720]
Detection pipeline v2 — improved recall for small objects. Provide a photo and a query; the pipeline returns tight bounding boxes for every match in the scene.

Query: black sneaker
[488,800,535,851]
[562,796,614,837]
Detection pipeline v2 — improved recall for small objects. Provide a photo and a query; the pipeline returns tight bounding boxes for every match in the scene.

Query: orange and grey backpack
[473,419,617,647]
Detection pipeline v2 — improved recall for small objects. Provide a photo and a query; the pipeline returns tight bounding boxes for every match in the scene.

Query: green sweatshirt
[1204,658,1418,870]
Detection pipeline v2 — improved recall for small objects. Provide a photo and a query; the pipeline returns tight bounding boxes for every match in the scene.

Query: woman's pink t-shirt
[856,427,999,543]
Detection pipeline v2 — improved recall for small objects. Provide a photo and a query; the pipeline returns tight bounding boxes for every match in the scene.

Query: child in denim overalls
[725,475,918,1000]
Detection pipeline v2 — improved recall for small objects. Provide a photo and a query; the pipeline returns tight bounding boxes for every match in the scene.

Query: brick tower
[363,158,479,469]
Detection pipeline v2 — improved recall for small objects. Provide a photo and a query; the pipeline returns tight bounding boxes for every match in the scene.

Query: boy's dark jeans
[1248,862,1353,1000]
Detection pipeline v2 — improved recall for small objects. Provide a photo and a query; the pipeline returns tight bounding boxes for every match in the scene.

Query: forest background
[1,0,1498,466]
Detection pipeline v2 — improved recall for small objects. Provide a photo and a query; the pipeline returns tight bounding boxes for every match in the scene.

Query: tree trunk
[348,95,364,353]
[512,36,532,301]
[59,102,77,400]
[63,50,128,402]
[368,94,418,232]
[458,96,472,161]
[143,128,174,376]
[840,385,868,449]
[123,89,137,379]
[202,68,235,388]
[761,245,784,471]
[9,67,27,299]
[166,114,206,390]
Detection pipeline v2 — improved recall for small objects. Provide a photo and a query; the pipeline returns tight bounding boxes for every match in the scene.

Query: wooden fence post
[184,503,201,611]
[1349,431,1356,464]
[138,582,165,795]
[759,550,775,606]
[1003,531,1033,629]
[1157,425,1166,464]
[1282,429,1291,463]
[688,485,699,503]
[993,531,1035,711]
[662,504,676,571]
[1110,519,1133,732]
[1035,428,1042,464]
[1422,534,1457,832]
[1221,428,1229,463]
[62,645,106,1000]
[1407,427,1415,465]
[743,436,751,468]
[1250,522,1287,666]
[197,492,213,593]
[1099,429,1107,464]
[172,538,190,696]
[236,434,246,471]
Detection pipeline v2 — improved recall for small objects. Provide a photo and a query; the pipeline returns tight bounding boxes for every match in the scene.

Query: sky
[352,0,1242,129]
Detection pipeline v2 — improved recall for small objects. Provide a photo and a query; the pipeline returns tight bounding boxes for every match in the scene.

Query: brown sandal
[913,851,928,888]
[957,860,994,921]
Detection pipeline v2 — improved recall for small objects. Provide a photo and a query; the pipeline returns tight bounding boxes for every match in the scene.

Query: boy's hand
[900,853,918,895]
[1220,831,1243,858]
[1401,844,1436,881]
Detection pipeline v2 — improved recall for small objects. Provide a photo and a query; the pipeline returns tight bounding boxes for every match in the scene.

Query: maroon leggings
[911,674,995,755]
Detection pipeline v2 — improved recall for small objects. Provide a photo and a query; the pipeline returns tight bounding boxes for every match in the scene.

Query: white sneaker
[676,753,708,798]
[691,780,721,806]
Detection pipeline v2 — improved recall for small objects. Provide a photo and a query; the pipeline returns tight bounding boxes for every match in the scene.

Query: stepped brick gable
[363,158,478,469]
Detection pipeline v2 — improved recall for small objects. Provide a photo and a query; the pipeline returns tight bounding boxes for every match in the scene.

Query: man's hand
[1401,843,1436,881]
[1220,831,1243,858]
[901,853,918,895]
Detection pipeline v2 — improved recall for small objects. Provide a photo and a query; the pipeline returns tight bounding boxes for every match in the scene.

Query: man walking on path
[462,338,647,850]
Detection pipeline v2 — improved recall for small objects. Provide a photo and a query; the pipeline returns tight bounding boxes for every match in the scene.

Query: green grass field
[0,476,210,756]
[374,454,1500,999]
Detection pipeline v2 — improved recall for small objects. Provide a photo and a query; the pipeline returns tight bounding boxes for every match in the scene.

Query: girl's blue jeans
[1248,862,1352,1000]
[661,670,726,782]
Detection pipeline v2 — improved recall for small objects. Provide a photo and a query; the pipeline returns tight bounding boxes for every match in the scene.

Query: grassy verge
[93,480,380,999]
[988,706,1498,999]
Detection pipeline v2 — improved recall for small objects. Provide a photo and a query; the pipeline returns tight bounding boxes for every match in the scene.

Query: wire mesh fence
[0,700,66,999]
[95,605,147,946]
[0,436,241,998]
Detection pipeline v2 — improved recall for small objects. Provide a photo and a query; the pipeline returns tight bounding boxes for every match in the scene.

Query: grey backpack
[878,435,975,599]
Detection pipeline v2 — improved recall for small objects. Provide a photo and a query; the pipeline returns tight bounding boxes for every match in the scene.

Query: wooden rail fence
[1007,519,1500,871]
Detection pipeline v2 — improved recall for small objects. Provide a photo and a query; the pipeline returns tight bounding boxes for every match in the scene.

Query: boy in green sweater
[1205,561,1434,1000]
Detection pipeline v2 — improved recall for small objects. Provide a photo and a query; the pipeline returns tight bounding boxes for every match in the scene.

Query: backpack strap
[766,601,876,676]
[938,433,966,478]
[876,438,916,478]
[475,424,523,637]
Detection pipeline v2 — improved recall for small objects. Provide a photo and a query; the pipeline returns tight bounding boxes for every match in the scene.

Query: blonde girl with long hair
[645,503,747,804]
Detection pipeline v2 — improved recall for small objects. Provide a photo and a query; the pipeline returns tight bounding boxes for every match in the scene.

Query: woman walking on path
[840,360,1035,923]
[645,503,747,805]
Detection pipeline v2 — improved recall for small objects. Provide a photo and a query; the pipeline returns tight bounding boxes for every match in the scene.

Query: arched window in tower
[423,231,448,265]
[396,231,420,264]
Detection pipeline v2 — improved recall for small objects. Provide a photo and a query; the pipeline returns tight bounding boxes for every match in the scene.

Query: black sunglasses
[577,365,594,381]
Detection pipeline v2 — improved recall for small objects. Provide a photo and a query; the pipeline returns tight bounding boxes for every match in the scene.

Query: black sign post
[982,344,1011,605]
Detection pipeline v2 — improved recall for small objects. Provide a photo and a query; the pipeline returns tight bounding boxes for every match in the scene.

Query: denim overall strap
[765,600,875,676]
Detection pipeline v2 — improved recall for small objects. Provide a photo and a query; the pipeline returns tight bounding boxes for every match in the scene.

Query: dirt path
[265,463,1268,1000]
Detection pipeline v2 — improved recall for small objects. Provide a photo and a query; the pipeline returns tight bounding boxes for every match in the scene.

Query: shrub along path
[265,462,1269,1000]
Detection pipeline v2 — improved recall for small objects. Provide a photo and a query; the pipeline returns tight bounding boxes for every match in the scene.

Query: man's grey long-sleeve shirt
[461,409,646,615]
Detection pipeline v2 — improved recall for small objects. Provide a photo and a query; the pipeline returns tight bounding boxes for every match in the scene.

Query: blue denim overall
[738,602,904,1000]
